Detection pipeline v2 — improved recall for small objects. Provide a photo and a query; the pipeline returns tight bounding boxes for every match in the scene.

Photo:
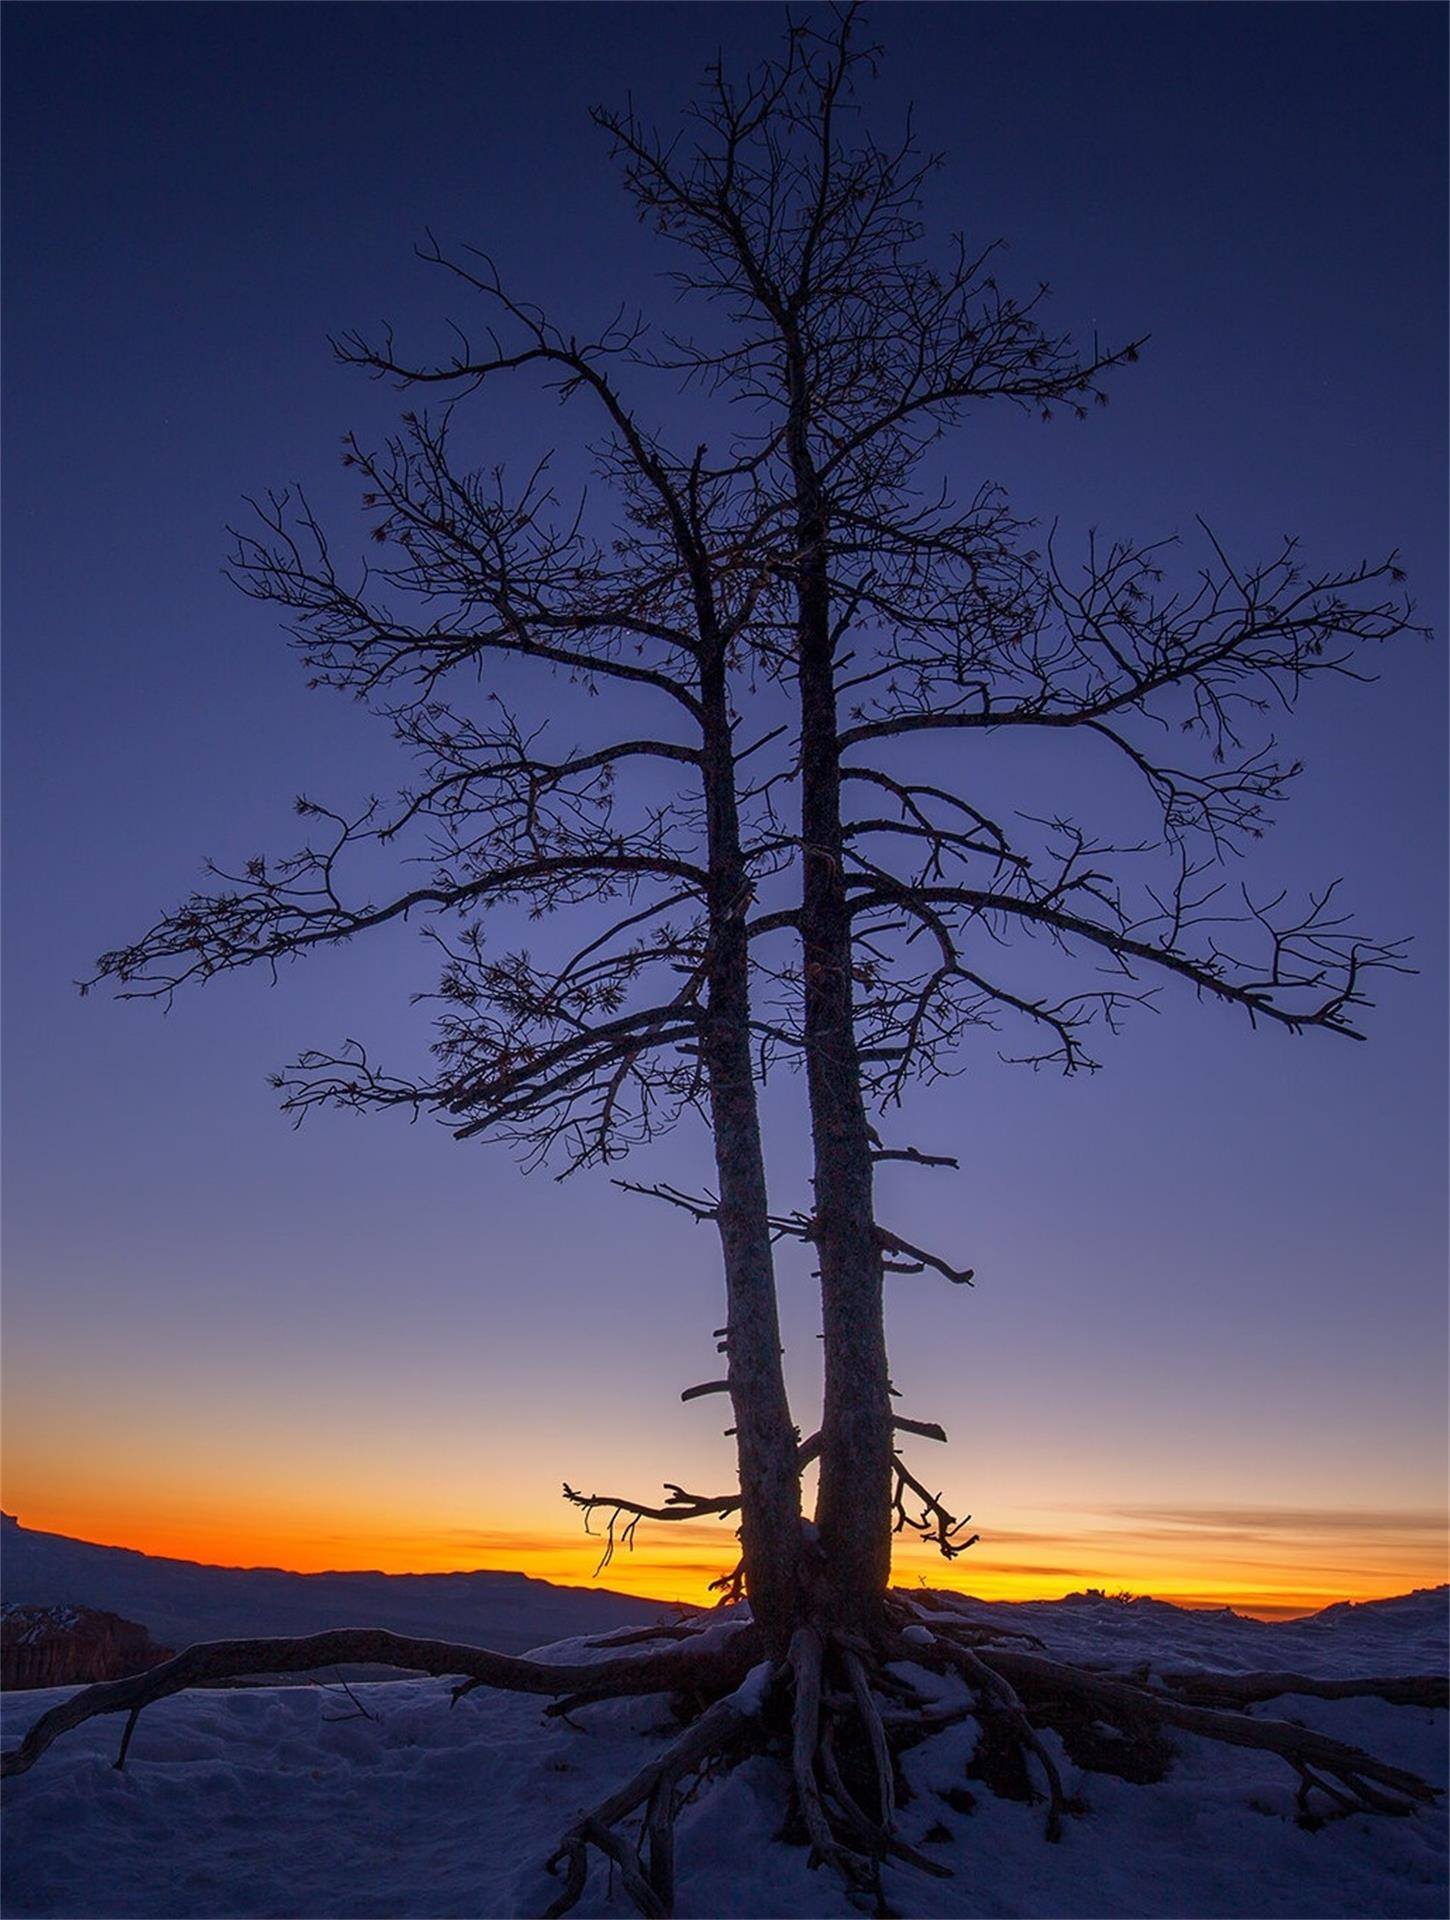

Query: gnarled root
[544,1667,772,1918]
[884,1595,1440,1825]
[4,1604,1439,1919]
[1154,1668,1448,1712]
[922,1634,1076,1839]
[0,1622,760,1781]
[979,1646,1439,1820]
[543,1621,957,1918]
[786,1626,878,1902]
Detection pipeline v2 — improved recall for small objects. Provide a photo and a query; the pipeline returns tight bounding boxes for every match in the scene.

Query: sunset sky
[4,3,1445,1624]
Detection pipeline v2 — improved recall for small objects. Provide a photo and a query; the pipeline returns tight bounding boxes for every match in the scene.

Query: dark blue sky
[3,3,1445,1604]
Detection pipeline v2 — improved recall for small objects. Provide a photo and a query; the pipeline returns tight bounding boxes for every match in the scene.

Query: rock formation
[1,1603,173,1691]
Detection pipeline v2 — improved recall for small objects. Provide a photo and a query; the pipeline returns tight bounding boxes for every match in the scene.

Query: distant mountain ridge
[4,1514,1442,1678]
[0,1514,675,1658]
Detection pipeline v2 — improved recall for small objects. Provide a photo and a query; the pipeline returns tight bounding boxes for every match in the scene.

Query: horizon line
[7,1509,1444,1626]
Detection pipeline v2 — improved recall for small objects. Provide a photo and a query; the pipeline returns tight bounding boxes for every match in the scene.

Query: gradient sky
[4,3,1446,1621]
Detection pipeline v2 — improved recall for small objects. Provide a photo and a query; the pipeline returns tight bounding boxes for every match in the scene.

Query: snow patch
[726,1660,776,1718]
[2,1589,1445,1918]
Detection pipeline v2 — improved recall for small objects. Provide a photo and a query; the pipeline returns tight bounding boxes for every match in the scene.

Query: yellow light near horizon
[7,1488,1444,1623]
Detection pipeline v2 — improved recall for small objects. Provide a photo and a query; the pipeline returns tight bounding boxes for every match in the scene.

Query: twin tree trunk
[683,340,897,1647]
[790,372,896,1635]
[798,639,894,1631]
[699,655,804,1655]
[699,537,895,1651]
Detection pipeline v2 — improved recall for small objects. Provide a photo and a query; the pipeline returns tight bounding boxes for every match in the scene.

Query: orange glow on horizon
[6,1389,1442,1625]
[8,1489,1444,1625]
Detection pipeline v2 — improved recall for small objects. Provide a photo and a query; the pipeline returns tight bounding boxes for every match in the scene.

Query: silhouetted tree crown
[82,15,1426,1911]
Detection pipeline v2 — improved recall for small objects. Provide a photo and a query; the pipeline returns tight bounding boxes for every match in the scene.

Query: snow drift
[2,1586,1444,1918]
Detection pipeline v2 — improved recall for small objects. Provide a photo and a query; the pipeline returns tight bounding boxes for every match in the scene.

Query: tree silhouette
[82,334,809,1651]
[15,11,1437,1915]
[586,7,1416,1648]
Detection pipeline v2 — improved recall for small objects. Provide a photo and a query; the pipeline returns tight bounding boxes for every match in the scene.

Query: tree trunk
[700,657,803,1654]
[787,381,896,1632]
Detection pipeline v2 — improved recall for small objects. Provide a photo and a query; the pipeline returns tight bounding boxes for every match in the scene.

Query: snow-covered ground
[3,1588,1445,1919]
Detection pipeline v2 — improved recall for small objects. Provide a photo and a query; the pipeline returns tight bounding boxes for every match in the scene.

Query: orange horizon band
[8,1497,1443,1626]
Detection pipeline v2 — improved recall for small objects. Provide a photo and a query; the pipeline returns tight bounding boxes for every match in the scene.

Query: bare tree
[16,12,1438,1917]
[591,5,1417,1649]
[83,350,810,1645]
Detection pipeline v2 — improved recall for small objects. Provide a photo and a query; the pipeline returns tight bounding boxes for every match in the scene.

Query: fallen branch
[1,1626,759,1780]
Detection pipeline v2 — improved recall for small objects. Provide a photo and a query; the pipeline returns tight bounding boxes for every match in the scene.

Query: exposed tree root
[544,1665,772,1919]
[787,1625,877,1900]
[584,1624,712,1651]
[920,1632,1075,1839]
[0,1624,759,1780]
[973,1646,1440,1821]
[1153,1668,1448,1711]
[2,1604,1440,1918]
